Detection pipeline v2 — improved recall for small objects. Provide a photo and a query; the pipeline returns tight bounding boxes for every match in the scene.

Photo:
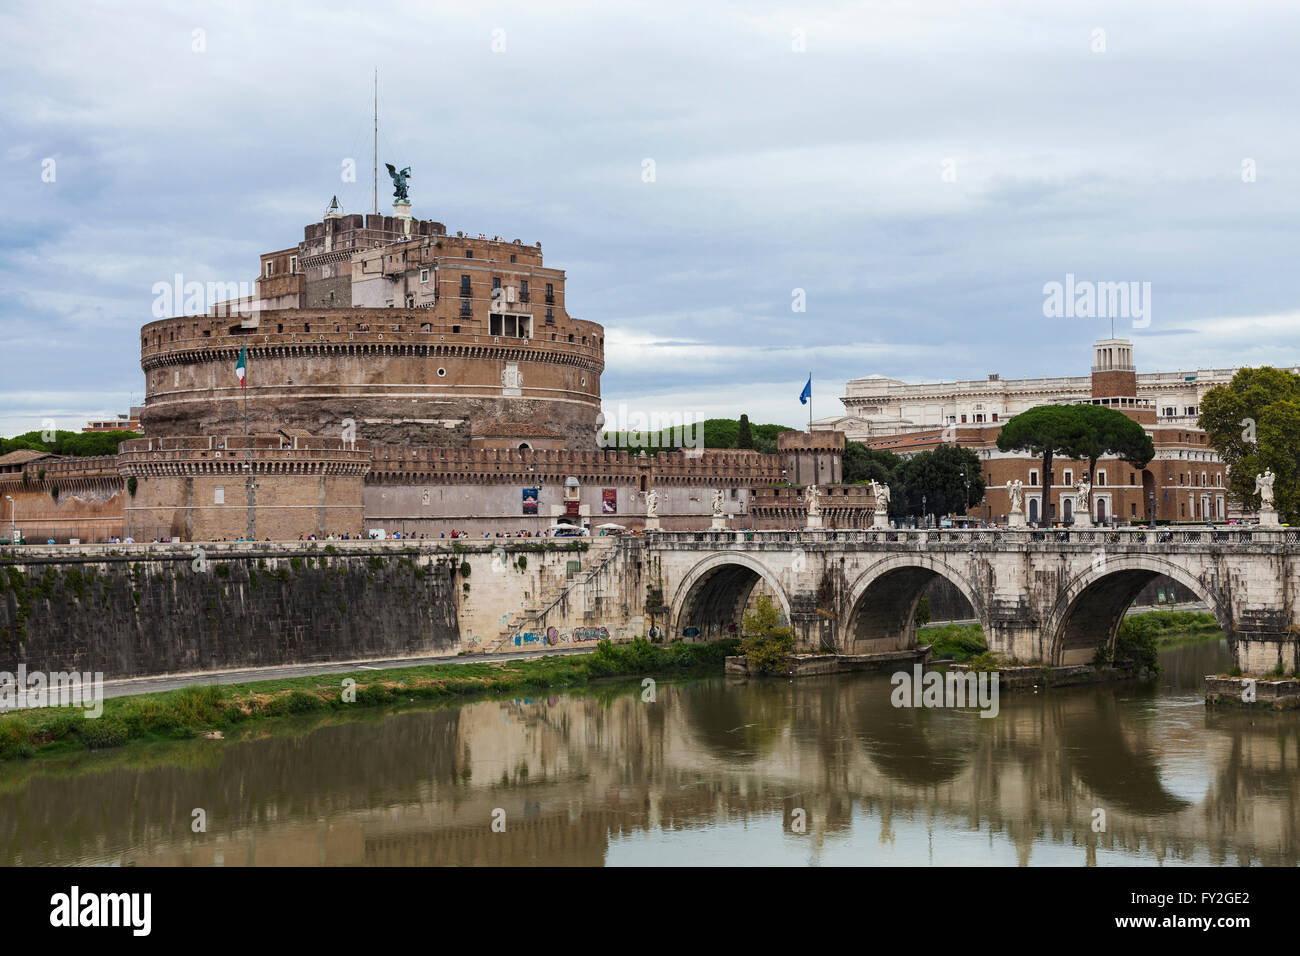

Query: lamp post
[922,494,927,529]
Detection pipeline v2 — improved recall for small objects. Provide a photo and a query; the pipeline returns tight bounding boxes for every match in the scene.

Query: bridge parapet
[643,527,1298,554]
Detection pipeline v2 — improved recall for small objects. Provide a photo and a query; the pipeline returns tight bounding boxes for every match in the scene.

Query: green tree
[737,414,754,449]
[842,441,902,486]
[1074,404,1154,481]
[740,592,795,674]
[0,429,140,458]
[1200,367,1300,521]
[898,443,985,518]
[996,405,1092,524]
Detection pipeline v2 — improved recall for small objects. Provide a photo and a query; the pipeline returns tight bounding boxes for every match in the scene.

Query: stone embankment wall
[0,542,461,680]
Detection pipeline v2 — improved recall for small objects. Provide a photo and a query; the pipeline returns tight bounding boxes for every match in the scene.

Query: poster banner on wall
[602,488,617,514]
[565,500,580,517]
[522,487,538,515]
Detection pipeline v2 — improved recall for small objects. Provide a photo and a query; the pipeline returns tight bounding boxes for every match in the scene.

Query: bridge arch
[841,554,988,654]
[669,552,792,640]
[1045,554,1232,666]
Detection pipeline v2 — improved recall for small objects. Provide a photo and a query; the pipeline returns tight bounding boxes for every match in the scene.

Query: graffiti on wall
[572,626,609,643]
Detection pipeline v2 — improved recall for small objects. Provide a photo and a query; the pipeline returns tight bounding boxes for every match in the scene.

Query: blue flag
[799,376,812,405]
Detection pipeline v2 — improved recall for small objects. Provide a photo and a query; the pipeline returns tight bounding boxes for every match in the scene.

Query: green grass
[918,623,988,661]
[0,639,738,763]
[1122,610,1224,648]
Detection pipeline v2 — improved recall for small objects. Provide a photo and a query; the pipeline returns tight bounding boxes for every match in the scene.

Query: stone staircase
[483,538,621,653]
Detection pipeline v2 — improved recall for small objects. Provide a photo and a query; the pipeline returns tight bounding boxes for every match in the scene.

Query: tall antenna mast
[373,69,378,215]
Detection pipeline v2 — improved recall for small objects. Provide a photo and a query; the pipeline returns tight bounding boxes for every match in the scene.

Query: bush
[915,596,932,627]
[263,690,324,716]
[739,593,795,674]
[77,717,130,749]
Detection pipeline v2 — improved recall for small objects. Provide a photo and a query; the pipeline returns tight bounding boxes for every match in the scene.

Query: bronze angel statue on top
[385,163,411,202]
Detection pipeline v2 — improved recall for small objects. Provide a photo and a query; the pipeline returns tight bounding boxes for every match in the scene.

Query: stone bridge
[635,527,1300,675]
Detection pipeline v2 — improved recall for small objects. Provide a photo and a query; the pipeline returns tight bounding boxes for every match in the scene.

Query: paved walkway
[96,644,601,701]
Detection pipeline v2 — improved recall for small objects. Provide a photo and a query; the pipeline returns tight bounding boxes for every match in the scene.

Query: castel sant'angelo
[5,187,857,543]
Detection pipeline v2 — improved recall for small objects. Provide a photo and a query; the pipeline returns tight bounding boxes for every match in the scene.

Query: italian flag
[236,343,247,388]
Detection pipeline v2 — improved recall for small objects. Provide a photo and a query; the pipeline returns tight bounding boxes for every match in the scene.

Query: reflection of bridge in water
[1,666,1296,866]
[638,528,1299,673]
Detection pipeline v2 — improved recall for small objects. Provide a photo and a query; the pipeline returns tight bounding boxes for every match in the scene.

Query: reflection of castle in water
[1,668,1296,866]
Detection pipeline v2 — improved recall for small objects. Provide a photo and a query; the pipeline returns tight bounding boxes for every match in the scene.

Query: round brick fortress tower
[140,203,604,449]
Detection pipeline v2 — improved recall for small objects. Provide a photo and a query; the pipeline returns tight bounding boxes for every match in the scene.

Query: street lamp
[922,494,927,529]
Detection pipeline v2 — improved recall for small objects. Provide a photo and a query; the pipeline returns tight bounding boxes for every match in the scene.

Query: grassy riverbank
[920,611,1225,670]
[0,638,738,763]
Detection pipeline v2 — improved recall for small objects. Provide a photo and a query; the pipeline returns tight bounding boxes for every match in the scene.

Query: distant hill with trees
[0,429,141,458]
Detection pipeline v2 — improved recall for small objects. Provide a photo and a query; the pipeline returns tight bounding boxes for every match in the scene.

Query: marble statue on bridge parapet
[1256,469,1279,526]
[804,483,823,529]
[643,488,660,531]
[869,479,891,529]
[1006,478,1026,527]
[1073,475,1092,527]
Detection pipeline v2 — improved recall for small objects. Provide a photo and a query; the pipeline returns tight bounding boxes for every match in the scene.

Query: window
[960,414,967,423]
[546,283,555,304]
[1096,470,1106,485]
[520,280,529,302]
[460,301,471,317]
[510,254,517,263]
[1063,469,1073,486]
[492,277,501,289]
[264,261,273,277]
[1129,472,1135,485]
[420,269,430,283]
[546,308,554,324]
[1029,469,1038,486]
[289,255,297,273]
[992,413,998,422]
[465,250,473,258]
[460,275,471,296]
[1130,503,1137,517]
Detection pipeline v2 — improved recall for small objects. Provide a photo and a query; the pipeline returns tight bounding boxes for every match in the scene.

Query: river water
[3,636,1297,866]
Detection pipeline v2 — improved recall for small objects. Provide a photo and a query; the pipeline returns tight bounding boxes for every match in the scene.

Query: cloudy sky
[3,0,1299,436]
